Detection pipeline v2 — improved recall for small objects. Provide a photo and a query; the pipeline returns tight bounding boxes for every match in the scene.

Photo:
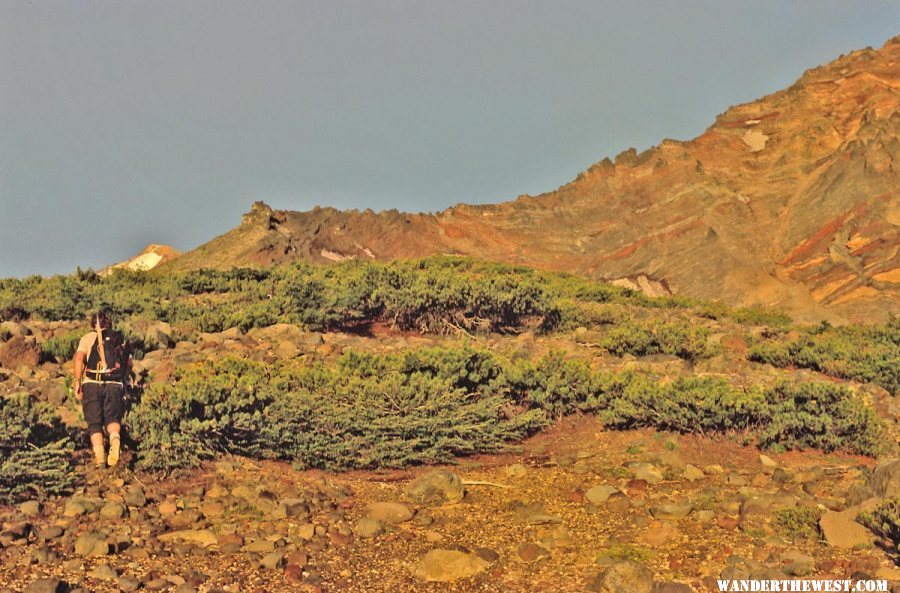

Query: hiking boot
[107,434,121,467]
[93,444,106,468]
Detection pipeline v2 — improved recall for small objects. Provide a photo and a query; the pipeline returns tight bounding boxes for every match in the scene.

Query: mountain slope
[166,37,900,323]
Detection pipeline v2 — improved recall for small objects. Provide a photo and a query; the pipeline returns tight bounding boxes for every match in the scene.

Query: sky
[2,1,898,277]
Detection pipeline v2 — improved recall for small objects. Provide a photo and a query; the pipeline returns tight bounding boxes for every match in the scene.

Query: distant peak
[103,244,180,275]
[242,201,275,226]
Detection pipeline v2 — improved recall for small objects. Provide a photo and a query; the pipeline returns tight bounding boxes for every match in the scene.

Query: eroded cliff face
[167,38,900,323]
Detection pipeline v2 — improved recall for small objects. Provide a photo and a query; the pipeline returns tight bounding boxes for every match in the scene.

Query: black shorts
[82,382,125,435]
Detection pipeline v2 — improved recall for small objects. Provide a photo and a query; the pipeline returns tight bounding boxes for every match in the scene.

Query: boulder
[417,549,490,582]
[682,465,705,481]
[0,335,40,369]
[585,485,620,505]
[366,502,414,524]
[0,320,29,340]
[356,517,383,538]
[868,459,899,497]
[157,529,218,547]
[629,463,664,484]
[820,508,874,549]
[589,560,654,593]
[74,532,109,557]
[404,470,465,506]
[18,500,41,516]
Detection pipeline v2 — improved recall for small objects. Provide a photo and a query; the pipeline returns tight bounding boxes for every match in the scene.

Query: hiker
[72,310,131,467]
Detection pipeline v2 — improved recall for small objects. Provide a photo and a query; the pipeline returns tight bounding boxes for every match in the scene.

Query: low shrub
[758,382,886,456]
[774,506,822,540]
[0,394,75,502]
[601,321,717,362]
[127,346,887,474]
[749,318,899,395]
[859,497,899,560]
[41,330,82,363]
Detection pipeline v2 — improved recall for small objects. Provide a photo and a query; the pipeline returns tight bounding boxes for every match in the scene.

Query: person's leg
[81,383,106,466]
[104,384,125,466]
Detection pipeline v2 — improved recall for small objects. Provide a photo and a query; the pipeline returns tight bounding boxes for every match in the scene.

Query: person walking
[72,310,131,467]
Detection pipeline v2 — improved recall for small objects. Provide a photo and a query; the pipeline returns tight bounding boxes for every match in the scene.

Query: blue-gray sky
[2,1,898,277]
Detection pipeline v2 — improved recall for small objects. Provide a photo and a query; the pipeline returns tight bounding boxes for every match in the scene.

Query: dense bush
[600,377,884,455]
[41,330,82,363]
[749,318,899,395]
[0,395,74,502]
[0,258,562,336]
[128,346,887,473]
[758,381,885,455]
[130,349,547,473]
[600,321,717,362]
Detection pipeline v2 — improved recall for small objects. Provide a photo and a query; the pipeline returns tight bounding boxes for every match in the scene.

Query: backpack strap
[95,320,109,371]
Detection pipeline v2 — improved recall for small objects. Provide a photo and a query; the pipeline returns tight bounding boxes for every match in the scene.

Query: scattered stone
[91,563,118,580]
[650,502,693,520]
[418,549,490,582]
[118,576,141,592]
[157,529,218,547]
[606,492,632,513]
[0,335,40,369]
[124,486,147,508]
[158,500,178,515]
[505,464,527,477]
[759,454,778,468]
[588,560,654,593]
[356,517,383,538]
[474,547,500,562]
[74,532,109,557]
[259,551,284,570]
[23,578,64,593]
[782,551,815,576]
[517,542,551,562]
[629,463,664,484]
[694,510,715,522]
[217,533,243,553]
[100,502,126,519]
[296,524,317,540]
[243,540,276,554]
[820,508,874,549]
[585,485,620,505]
[284,564,304,584]
[682,465,705,481]
[37,525,63,541]
[64,499,89,517]
[366,502,414,524]
[199,501,225,518]
[167,508,203,529]
[18,500,41,516]
[404,470,465,506]
[286,550,308,568]
[638,521,679,546]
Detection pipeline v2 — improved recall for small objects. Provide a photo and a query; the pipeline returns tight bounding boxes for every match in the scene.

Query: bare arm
[74,351,85,400]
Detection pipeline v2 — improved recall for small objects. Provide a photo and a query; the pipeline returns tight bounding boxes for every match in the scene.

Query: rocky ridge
[161,37,900,324]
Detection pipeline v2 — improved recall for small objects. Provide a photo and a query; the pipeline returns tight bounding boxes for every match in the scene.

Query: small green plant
[774,506,822,540]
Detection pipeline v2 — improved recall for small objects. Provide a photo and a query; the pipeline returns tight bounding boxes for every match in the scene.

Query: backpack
[86,330,129,381]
